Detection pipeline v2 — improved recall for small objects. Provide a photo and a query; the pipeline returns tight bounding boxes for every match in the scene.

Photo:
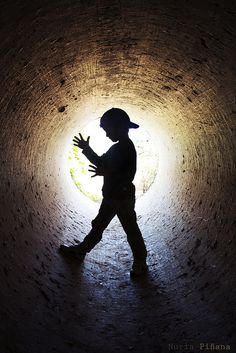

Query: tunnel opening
[67,113,159,202]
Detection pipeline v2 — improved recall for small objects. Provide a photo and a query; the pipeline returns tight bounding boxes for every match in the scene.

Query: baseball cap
[100,108,139,129]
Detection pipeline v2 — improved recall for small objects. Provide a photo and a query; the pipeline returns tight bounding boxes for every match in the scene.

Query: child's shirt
[82,138,136,199]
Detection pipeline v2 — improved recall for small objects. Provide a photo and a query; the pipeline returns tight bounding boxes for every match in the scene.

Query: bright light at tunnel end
[65,105,161,203]
[62,104,176,205]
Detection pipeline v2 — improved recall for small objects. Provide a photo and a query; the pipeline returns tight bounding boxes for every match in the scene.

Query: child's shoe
[59,244,86,260]
[130,263,148,277]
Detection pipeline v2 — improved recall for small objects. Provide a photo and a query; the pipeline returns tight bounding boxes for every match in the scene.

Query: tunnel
[0,0,236,352]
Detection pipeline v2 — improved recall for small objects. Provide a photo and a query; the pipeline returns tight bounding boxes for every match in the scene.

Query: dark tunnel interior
[0,1,236,352]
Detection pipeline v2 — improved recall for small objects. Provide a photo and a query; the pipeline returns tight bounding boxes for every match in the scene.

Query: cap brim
[129,122,139,129]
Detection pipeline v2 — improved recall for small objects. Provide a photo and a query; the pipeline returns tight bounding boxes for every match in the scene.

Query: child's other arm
[88,146,123,177]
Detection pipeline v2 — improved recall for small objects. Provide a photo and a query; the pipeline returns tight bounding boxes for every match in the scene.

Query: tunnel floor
[1,211,233,353]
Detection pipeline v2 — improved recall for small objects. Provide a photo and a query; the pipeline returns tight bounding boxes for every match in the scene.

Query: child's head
[100,108,139,141]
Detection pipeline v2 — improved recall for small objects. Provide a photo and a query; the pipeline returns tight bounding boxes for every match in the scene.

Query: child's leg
[78,199,116,253]
[116,198,147,264]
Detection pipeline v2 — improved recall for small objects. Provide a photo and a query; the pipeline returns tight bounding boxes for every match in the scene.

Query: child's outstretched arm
[73,133,101,166]
[73,133,118,177]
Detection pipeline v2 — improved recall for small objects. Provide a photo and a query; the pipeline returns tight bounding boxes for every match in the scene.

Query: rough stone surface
[0,0,235,352]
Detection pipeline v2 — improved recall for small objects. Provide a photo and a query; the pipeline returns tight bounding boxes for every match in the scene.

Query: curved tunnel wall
[0,0,236,350]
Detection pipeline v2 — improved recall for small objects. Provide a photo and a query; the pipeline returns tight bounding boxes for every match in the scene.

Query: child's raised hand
[73,133,90,149]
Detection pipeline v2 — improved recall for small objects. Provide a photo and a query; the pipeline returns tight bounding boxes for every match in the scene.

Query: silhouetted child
[60,108,147,276]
